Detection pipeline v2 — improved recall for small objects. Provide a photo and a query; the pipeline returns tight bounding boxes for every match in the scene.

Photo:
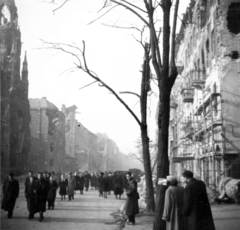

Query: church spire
[21,51,28,83]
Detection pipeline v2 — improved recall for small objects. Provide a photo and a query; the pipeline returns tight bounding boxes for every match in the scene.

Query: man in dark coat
[1,173,19,218]
[182,170,215,230]
[125,172,139,225]
[35,172,50,222]
[47,175,58,210]
[25,176,37,220]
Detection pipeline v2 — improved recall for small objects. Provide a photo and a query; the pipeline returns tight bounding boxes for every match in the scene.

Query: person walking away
[1,173,19,219]
[74,172,80,194]
[67,172,76,201]
[84,171,91,191]
[25,176,37,220]
[102,172,109,198]
[182,170,215,230]
[34,172,50,222]
[162,175,185,230]
[125,172,139,225]
[98,172,104,197]
[59,174,68,200]
[78,173,85,194]
[113,172,124,199]
[47,175,58,209]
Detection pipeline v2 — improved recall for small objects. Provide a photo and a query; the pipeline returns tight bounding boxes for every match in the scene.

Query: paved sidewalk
[124,204,240,230]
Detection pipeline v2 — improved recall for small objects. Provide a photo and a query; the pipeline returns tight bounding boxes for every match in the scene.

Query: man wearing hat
[182,170,215,230]
[67,172,76,201]
[1,173,19,218]
[162,175,184,230]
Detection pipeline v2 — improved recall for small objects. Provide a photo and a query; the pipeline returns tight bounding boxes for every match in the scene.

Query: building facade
[29,98,65,173]
[170,0,240,190]
[1,0,31,177]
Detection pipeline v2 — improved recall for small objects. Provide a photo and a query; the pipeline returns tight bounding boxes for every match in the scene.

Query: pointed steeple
[21,51,28,83]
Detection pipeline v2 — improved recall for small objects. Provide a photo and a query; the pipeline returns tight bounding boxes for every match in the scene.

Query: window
[227,3,240,34]
[50,143,54,152]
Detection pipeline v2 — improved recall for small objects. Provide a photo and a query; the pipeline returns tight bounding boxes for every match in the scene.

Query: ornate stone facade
[1,0,30,177]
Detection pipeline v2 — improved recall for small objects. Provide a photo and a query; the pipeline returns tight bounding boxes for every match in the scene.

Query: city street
[1,184,126,230]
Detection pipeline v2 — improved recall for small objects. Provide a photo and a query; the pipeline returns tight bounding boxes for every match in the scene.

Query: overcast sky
[16,0,190,155]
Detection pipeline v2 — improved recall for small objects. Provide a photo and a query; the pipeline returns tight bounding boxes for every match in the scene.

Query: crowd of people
[1,170,138,223]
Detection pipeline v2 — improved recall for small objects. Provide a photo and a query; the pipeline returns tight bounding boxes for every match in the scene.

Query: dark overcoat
[113,175,124,195]
[84,173,91,188]
[47,180,58,200]
[102,176,109,192]
[78,176,85,190]
[25,180,38,214]
[1,179,19,212]
[59,179,68,195]
[162,185,185,230]
[183,178,215,230]
[91,174,97,187]
[98,175,104,193]
[125,178,139,215]
[34,178,50,213]
[74,175,80,190]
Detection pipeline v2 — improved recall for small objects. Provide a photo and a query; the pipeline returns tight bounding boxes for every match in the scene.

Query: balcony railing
[189,69,206,88]
[181,88,194,103]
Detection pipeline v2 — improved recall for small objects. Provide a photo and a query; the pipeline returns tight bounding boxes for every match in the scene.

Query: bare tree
[43,39,155,213]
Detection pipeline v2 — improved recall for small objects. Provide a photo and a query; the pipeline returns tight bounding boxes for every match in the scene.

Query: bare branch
[88,5,119,25]
[52,0,69,13]
[78,81,98,91]
[120,91,140,98]
[110,0,149,26]
[118,0,148,14]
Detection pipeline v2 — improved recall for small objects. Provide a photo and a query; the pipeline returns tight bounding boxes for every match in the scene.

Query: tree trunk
[153,84,171,229]
[141,125,155,212]
[140,43,155,213]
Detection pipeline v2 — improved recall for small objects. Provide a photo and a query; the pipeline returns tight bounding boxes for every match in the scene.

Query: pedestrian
[74,172,80,194]
[125,172,139,225]
[25,170,36,186]
[1,172,19,219]
[113,172,124,199]
[34,172,50,222]
[59,174,68,200]
[162,175,185,230]
[67,172,76,201]
[182,170,215,230]
[79,173,85,195]
[47,175,58,210]
[98,172,104,197]
[84,171,91,191]
[90,172,97,190]
[102,172,110,198]
[25,176,37,220]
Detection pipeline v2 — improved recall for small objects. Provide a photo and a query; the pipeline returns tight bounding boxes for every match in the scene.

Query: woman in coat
[47,176,58,209]
[67,172,76,201]
[59,174,68,200]
[162,176,185,230]
[125,172,139,225]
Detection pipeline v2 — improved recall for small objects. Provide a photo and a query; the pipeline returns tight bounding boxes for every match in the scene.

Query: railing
[182,88,194,103]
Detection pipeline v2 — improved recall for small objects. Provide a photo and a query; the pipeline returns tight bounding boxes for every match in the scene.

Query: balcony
[181,88,194,103]
[189,70,206,89]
